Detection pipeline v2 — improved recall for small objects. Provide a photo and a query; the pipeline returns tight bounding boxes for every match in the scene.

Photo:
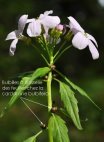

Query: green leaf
[24,136,36,142]
[48,114,70,142]
[64,76,100,110]
[55,69,100,110]
[0,67,50,118]
[59,81,82,130]
[24,130,42,142]
[60,108,70,118]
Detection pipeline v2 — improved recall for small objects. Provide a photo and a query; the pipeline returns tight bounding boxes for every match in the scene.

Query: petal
[39,10,53,19]
[86,33,98,47]
[68,16,84,34]
[72,32,88,49]
[9,39,18,56]
[27,19,41,37]
[41,16,60,28]
[44,10,53,15]
[88,40,99,60]
[26,18,35,23]
[5,31,17,40]
[18,14,28,33]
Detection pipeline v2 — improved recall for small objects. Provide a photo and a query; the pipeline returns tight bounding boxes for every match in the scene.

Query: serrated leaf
[23,130,42,142]
[64,76,100,110]
[55,69,100,110]
[0,67,50,118]
[59,81,82,130]
[48,114,70,142]
[60,108,70,118]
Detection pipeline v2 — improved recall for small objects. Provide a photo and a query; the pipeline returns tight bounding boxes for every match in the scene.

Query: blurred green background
[0,0,104,141]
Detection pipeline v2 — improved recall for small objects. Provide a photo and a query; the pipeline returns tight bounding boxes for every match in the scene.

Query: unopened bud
[56,24,64,31]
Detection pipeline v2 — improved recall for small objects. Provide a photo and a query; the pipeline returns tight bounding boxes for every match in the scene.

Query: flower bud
[56,24,63,31]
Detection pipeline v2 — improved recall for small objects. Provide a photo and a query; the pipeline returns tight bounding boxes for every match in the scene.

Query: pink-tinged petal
[68,16,84,34]
[86,33,98,47]
[41,16,60,28]
[9,39,18,56]
[88,40,99,60]
[5,31,17,40]
[27,19,41,37]
[26,18,34,23]
[72,32,88,50]
[56,24,64,31]
[44,10,53,15]
[18,14,28,33]
[69,22,79,34]
[39,10,53,19]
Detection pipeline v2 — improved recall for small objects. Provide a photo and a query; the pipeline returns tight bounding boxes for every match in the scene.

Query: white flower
[27,10,60,37]
[39,10,60,35]
[27,19,41,37]
[6,15,28,56]
[68,16,99,60]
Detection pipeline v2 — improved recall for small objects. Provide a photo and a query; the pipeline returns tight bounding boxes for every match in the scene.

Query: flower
[27,10,60,37]
[39,10,60,35]
[6,15,28,56]
[68,16,99,60]
[27,19,41,37]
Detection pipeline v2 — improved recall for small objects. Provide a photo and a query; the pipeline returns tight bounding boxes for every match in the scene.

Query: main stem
[47,71,52,112]
[47,55,53,142]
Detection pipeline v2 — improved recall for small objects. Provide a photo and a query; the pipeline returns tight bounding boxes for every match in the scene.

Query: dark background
[0,0,104,141]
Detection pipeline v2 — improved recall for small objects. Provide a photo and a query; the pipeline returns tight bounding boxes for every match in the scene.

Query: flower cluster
[6,10,99,60]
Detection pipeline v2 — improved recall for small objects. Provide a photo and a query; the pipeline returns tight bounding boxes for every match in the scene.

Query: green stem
[47,71,52,112]
[47,56,53,142]
[32,44,49,66]
[54,41,66,59]
[54,45,72,63]
[34,130,43,138]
